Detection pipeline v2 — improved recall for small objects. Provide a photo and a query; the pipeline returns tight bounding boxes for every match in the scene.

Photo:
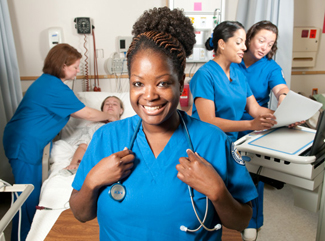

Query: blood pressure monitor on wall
[74,17,91,34]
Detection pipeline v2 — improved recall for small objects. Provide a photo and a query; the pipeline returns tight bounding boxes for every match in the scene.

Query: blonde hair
[100,96,124,117]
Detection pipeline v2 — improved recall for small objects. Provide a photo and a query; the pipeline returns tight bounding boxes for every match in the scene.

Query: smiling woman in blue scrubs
[70,7,258,241]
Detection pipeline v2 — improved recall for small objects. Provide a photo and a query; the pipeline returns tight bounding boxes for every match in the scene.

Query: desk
[235,127,324,213]
[44,209,241,240]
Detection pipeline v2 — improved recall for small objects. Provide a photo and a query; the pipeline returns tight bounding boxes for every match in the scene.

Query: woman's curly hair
[127,7,196,80]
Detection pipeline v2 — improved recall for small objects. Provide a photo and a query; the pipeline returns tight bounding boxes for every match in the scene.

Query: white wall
[11,0,324,95]
[291,0,325,95]
[171,0,238,20]
[8,0,167,92]
[9,0,239,93]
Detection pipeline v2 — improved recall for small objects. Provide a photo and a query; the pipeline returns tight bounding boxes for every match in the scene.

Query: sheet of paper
[273,90,322,128]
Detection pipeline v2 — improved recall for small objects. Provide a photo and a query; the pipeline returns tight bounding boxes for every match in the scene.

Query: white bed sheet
[26,126,87,241]
[26,91,136,241]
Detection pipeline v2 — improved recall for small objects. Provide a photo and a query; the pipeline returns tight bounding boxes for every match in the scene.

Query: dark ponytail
[206,21,245,54]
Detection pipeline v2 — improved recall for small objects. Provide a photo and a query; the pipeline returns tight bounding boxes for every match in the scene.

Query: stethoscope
[109,110,221,233]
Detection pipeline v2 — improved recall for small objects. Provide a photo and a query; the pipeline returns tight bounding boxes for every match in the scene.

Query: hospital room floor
[258,184,318,241]
[0,184,319,241]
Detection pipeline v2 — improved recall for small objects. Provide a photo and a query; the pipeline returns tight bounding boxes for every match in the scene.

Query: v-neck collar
[211,60,238,84]
[241,56,267,72]
[135,121,188,179]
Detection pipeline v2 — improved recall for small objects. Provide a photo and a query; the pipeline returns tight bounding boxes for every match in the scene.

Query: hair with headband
[127,7,196,80]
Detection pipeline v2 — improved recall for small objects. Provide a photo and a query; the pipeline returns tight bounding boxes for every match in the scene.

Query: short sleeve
[224,138,258,203]
[45,79,85,118]
[190,68,215,102]
[268,64,286,90]
[246,81,253,98]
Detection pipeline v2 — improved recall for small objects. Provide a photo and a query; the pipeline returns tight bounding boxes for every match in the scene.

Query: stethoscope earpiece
[180,223,222,232]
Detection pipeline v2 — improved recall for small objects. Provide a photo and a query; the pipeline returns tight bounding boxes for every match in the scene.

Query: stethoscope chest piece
[109,182,126,202]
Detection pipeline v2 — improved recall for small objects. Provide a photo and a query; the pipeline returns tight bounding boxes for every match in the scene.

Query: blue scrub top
[190,60,252,142]
[73,112,258,241]
[235,56,286,114]
[3,74,85,165]
[234,57,286,138]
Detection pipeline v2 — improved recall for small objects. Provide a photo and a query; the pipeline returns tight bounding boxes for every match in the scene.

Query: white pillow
[77,91,136,119]
[60,92,136,140]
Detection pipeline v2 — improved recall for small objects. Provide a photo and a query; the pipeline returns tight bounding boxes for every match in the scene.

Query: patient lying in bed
[64,96,124,171]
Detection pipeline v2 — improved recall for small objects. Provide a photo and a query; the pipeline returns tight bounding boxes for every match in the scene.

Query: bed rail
[42,143,51,184]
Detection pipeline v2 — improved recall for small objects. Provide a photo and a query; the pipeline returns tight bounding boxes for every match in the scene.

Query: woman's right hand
[85,148,134,190]
[251,113,277,131]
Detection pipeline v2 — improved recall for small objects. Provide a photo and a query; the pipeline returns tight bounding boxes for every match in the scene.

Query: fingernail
[124,147,128,150]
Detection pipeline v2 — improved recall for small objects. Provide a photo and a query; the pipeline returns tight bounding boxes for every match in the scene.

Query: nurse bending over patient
[3,43,115,241]
[70,7,258,241]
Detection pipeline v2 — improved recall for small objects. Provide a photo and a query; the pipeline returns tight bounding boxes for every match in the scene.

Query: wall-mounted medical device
[117,36,132,53]
[48,27,63,49]
[185,9,221,63]
[292,27,320,68]
[106,36,133,75]
[74,17,92,34]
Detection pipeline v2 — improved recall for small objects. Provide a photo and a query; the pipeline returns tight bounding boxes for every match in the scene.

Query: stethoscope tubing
[111,110,221,232]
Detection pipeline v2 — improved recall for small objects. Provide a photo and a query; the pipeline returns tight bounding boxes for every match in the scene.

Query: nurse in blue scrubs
[190,21,277,143]
[3,44,115,241]
[233,21,289,241]
[235,21,289,138]
[70,7,258,241]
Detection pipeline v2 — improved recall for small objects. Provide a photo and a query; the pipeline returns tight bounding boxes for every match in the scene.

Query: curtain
[236,0,294,110]
[0,0,22,183]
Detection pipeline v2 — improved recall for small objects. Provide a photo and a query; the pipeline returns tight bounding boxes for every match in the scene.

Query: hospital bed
[26,91,136,241]
[235,111,325,213]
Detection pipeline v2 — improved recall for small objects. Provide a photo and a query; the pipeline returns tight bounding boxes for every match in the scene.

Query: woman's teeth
[144,106,161,111]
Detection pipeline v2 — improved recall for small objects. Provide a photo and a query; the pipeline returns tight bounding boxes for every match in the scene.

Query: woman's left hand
[176,149,224,202]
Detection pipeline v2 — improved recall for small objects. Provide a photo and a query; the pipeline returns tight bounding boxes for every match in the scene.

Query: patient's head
[101,96,124,119]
